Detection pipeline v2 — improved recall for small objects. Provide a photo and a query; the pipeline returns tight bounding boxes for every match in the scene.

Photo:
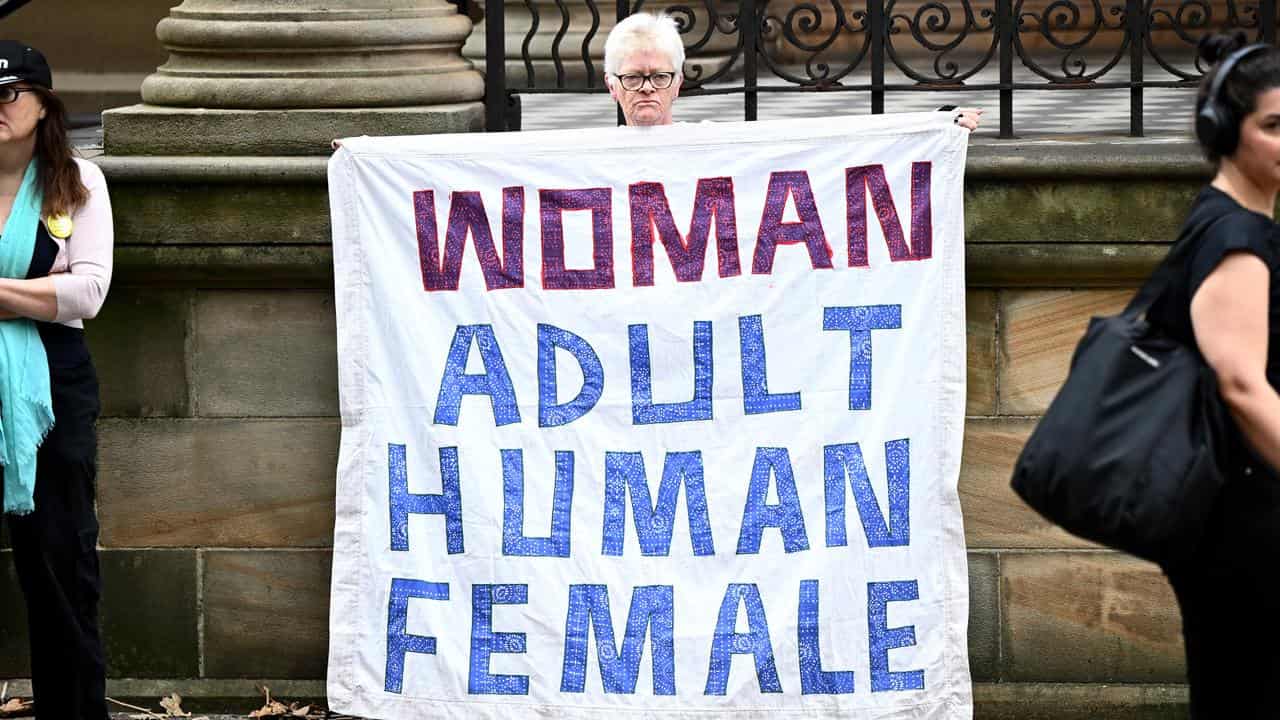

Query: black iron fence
[480,0,1278,136]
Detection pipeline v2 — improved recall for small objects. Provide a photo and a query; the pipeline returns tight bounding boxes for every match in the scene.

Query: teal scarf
[0,160,53,515]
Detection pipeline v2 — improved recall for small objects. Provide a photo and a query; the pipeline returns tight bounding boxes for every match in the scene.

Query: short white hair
[604,13,686,77]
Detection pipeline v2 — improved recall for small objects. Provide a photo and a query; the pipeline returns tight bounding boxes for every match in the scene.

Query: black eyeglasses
[614,72,676,91]
[0,86,37,105]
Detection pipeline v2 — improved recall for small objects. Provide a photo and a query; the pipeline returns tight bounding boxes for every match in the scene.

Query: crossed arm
[0,161,113,323]
[0,276,57,321]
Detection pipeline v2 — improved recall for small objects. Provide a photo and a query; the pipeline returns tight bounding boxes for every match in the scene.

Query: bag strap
[1123,209,1238,319]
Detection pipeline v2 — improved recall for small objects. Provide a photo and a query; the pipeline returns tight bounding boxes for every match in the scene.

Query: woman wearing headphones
[0,41,112,720]
[1146,32,1280,717]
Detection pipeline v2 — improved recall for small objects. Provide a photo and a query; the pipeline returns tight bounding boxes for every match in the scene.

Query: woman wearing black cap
[1144,31,1280,717]
[0,41,112,720]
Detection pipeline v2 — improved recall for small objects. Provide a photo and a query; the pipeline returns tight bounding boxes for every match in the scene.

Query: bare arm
[0,276,57,321]
[0,270,71,321]
[1191,253,1280,471]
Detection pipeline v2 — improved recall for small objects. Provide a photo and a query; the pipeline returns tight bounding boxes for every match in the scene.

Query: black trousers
[1,327,105,720]
[1164,459,1280,719]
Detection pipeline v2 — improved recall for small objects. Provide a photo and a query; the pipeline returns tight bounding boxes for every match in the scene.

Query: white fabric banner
[327,113,972,720]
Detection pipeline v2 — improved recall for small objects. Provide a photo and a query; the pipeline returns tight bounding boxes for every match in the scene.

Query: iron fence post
[744,0,759,120]
[871,0,885,114]
[1128,0,1144,136]
[485,0,508,131]
[997,0,1013,137]
[617,0,630,124]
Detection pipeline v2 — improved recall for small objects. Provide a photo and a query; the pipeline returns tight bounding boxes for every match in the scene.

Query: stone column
[104,0,485,155]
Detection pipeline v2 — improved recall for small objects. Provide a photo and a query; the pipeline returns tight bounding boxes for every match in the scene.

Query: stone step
[0,682,1195,719]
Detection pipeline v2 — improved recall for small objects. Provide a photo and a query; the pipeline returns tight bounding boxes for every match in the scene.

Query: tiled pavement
[516,82,1199,138]
[513,59,1201,137]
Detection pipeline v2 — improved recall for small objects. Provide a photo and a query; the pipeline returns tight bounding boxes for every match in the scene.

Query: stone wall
[0,139,1205,717]
[961,141,1193,718]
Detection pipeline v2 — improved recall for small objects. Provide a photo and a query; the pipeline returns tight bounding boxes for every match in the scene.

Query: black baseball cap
[0,41,51,89]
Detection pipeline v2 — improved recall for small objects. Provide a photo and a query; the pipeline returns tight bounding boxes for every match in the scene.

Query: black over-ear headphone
[1197,43,1272,157]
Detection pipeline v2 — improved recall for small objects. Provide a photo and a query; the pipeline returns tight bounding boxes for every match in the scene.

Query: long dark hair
[28,86,86,218]
[1196,31,1280,164]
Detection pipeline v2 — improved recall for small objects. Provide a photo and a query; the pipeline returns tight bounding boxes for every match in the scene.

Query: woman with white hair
[603,13,983,130]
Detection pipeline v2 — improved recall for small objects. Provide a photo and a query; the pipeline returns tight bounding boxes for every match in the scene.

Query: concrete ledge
[974,683,1188,719]
[967,243,1166,287]
[0,680,1191,717]
[111,243,1165,288]
[96,155,327,184]
[95,136,1211,181]
[115,246,334,288]
[102,103,485,156]
[966,136,1210,180]
[1,679,325,715]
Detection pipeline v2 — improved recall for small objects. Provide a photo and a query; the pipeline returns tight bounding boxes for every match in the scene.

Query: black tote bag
[1010,219,1232,565]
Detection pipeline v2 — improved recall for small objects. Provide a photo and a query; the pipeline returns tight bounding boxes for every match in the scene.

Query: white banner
[327,113,972,720]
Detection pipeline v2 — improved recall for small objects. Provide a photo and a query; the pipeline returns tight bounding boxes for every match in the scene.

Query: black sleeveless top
[1147,185,1280,473]
[25,221,58,280]
[1148,186,1280,386]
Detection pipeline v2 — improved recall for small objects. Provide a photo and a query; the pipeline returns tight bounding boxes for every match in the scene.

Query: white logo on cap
[0,60,8,70]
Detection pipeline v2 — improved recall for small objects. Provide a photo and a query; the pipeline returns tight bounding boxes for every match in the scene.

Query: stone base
[102,103,486,156]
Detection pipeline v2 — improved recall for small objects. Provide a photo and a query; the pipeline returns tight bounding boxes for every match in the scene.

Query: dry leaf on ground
[248,699,290,717]
[248,700,323,718]
[247,686,324,719]
[160,693,192,717]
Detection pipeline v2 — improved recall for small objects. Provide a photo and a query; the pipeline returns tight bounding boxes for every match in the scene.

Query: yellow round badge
[46,214,73,239]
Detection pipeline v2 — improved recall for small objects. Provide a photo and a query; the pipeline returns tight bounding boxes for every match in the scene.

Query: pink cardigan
[48,157,112,327]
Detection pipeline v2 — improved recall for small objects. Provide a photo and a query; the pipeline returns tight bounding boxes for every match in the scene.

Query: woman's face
[0,84,45,147]
[608,47,682,127]
[1233,86,1280,191]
